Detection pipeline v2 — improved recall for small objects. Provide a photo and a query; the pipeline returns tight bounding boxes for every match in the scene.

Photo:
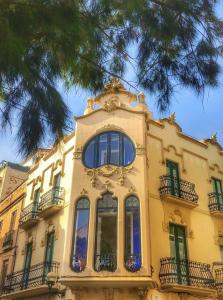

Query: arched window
[83,131,135,168]
[125,196,141,272]
[71,198,90,272]
[94,192,118,272]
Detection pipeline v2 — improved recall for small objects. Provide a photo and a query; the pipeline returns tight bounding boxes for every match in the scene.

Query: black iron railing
[159,175,198,204]
[38,187,65,212]
[125,254,141,272]
[214,264,223,292]
[2,231,13,249]
[159,257,214,289]
[208,193,223,213]
[94,254,117,272]
[71,255,87,272]
[19,202,39,226]
[4,261,59,293]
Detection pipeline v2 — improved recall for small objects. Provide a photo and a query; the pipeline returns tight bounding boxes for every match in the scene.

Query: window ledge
[160,283,216,298]
[160,194,198,208]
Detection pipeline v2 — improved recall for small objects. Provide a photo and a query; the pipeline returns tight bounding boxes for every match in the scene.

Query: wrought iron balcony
[159,257,215,295]
[3,261,59,293]
[71,255,87,272]
[94,254,117,272]
[125,254,141,272]
[2,231,14,250]
[19,202,39,230]
[208,192,223,216]
[159,175,198,207]
[38,187,65,218]
[213,263,223,298]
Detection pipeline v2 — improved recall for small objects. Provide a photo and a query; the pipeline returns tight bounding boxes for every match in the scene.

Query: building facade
[0,183,26,293]
[1,79,223,300]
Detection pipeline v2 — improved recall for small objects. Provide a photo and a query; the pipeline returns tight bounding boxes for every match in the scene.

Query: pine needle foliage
[0,0,222,156]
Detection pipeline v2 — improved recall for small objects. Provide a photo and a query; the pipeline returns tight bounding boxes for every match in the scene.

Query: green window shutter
[44,232,55,277]
[169,223,189,284]
[166,160,180,197]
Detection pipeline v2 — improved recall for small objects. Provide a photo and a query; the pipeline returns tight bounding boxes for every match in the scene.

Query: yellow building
[2,79,223,300]
[0,183,26,293]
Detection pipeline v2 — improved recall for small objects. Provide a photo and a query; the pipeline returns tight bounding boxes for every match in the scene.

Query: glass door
[212,178,223,209]
[167,160,181,197]
[169,223,189,285]
[22,243,32,289]
[44,232,55,280]
[53,173,61,204]
[32,189,40,217]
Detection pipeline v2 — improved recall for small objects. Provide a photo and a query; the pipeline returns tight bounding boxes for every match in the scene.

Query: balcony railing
[2,231,13,249]
[4,261,59,293]
[94,254,117,272]
[125,254,141,272]
[159,257,215,289]
[19,202,39,228]
[208,192,223,213]
[38,187,65,213]
[71,255,87,272]
[214,264,223,293]
[159,175,198,204]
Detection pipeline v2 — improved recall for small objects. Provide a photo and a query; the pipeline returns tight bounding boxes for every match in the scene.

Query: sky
[0,5,223,163]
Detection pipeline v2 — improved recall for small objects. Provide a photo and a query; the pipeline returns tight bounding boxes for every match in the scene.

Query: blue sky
[1,6,223,163]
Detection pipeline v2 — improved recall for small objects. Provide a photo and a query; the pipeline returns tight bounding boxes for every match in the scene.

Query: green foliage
[0,0,222,156]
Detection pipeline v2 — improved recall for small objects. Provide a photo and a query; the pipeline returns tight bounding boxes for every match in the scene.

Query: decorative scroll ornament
[85,165,133,187]
[210,133,218,144]
[103,77,126,93]
[102,180,112,191]
[73,147,83,159]
[168,112,176,123]
[137,288,148,300]
[102,96,118,112]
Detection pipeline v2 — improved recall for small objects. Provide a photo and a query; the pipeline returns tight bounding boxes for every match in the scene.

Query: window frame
[94,192,118,272]
[71,197,90,273]
[124,195,141,272]
[83,131,136,169]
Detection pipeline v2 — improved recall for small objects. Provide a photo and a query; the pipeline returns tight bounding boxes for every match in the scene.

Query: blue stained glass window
[125,196,141,272]
[83,131,135,168]
[72,198,90,272]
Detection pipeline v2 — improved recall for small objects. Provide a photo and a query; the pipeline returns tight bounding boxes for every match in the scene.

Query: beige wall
[5,82,223,300]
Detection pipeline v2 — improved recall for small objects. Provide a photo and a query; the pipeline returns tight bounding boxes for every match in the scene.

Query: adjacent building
[1,79,223,300]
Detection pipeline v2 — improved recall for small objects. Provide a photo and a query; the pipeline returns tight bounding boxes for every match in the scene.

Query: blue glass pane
[84,140,95,168]
[98,134,108,166]
[125,197,141,272]
[73,199,89,272]
[110,133,120,165]
[123,137,134,165]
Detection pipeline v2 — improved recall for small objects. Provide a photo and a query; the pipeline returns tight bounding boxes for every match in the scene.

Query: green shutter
[169,223,188,284]
[166,160,181,197]
[23,243,32,288]
[44,232,55,278]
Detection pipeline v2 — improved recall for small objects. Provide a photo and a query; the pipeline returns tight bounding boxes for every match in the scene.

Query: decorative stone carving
[137,288,148,300]
[102,96,118,112]
[85,165,133,187]
[211,133,218,144]
[80,188,88,195]
[103,77,126,93]
[168,112,176,123]
[96,124,123,133]
[136,143,146,155]
[102,180,112,191]
[73,147,83,159]
[128,185,136,193]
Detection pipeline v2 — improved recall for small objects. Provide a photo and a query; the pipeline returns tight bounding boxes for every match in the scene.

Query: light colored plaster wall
[62,107,152,280]
[13,136,75,274]
[148,119,223,287]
